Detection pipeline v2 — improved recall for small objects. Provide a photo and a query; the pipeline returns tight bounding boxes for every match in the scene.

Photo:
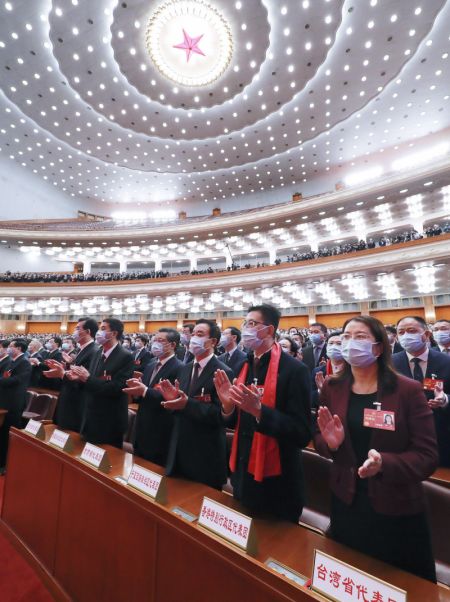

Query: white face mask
[189,335,208,357]
[96,331,112,346]
[151,342,166,357]
[45,342,53,351]
[180,334,190,346]
[327,344,343,361]
[219,334,231,348]
[434,330,450,346]
[341,339,378,367]
[398,332,425,354]
[242,327,266,350]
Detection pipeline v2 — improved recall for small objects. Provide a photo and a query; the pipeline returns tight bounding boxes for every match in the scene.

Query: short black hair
[247,303,281,330]
[183,323,195,333]
[63,336,76,344]
[158,328,180,346]
[0,340,9,349]
[11,338,28,353]
[78,317,99,338]
[136,334,149,344]
[385,326,397,335]
[396,315,428,330]
[51,336,62,347]
[103,317,124,339]
[310,322,328,334]
[435,319,450,326]
[327,330,342,341]
[226,326,241,344]
[279,336,299,355]
[195,319,221,345]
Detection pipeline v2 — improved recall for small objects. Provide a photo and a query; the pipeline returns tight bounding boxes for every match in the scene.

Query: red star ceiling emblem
[173,29,206,62]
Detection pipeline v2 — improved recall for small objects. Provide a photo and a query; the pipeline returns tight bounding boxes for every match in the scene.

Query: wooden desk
[2,426,449,602]
[431,467,450,489]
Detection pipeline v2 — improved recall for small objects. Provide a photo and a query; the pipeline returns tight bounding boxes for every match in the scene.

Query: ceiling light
[344,166,383,187]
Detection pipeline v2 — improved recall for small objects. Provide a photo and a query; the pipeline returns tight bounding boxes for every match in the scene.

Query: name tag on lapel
[194,394,211,403]
[99,371,111,381]
[363,409,395,431]
[423,377,443,391]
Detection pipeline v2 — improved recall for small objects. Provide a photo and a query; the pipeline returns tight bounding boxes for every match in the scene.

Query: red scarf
[229,343,282,482]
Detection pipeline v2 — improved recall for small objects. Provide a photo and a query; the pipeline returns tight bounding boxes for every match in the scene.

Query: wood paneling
[371,307,425,325]
[279,315,309,329]
[123,321,139,333]
[315,313,361,329]
[26,322,62,334]
[0,320,25,334]
[222,317,244,329]
[436,306,450,321]
[145,320,178,333]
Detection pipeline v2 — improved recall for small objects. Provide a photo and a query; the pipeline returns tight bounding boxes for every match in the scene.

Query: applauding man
[158,319,233,489]
[123,328,182,466]
[214,304,311,522]
[69,318,134,448]
[44,318,99,432]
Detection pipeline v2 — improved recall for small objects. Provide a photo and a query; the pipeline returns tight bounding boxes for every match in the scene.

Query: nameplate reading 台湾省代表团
[48,429,72,452]
[79,442,110,473]
[24,419,45,440]
[198,497,256,555]
[311,550,407,602]
[126,464,166,503]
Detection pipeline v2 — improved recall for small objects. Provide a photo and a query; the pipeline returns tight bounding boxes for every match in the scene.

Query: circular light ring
[146,0,233,87]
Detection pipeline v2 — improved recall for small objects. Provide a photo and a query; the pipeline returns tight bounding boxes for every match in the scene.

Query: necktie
[150,361,162,384]
[314,346,321,365]
[411,357,423,382]
[189,362,200,394]
[224,352,230,365]
[183,348,191,364]
[253,356,260,382]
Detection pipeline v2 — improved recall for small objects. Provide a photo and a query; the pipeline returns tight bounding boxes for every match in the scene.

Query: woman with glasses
[314,315,438,582]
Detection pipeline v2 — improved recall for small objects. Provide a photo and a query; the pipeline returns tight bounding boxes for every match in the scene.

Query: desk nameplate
[171,506,197,523]
[312,549,407,602]
[48,429,73,452]
[24,419,45,440]
[126,464,166,503]
[78,442,110,473]
[198,496,256,555]
[265,558,308,587]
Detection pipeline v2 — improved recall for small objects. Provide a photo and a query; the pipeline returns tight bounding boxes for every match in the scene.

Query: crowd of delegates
[1,311,450,581]
[2,223,450,284]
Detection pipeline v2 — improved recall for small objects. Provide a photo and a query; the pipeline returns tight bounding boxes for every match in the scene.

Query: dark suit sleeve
[182,365,234,426]
[85,352,135,397]
[0,361,31,388]
[256,359,311,447]
[380,383,438,483]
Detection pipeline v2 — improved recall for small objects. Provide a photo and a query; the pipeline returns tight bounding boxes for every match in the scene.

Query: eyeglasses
[341,333,374,342]
[242,319,269,329]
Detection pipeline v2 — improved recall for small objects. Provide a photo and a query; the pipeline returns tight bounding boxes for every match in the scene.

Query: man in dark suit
[70,318,134,448]
[217,327,247,378]
[301,322,328,372]
[0,341,11,378]
[38,336,64,390]
[0,339,32,471]
[385,326,403,354]
[176,323,195,364]
[214,304,312,523]
[124,328,182,465]
[43,318,99,432]
[432,319,450,354]
[158,319,233,489]
[133,335,152,371]
[393,315,450,466]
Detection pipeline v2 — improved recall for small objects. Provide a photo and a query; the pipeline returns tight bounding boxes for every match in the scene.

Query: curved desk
[1,426,449,602]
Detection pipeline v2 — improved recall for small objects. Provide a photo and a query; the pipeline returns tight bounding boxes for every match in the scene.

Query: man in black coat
[176,323,195,364]
[214,304,312,523]
[158,319,233,490]
[0,341,11,378]
[217,327,247,378]
[70,318,134,448]
[0,339,32,470]
[124,328,182,466]
[27,338,46,387]
[43,318,99,432]
[393,315,450,466]
[38,337,64,390]
[301,322,328,372]
[132,335,152,371]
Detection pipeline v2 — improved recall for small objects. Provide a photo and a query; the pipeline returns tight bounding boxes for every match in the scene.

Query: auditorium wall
[0,155,106,221]
[0,245,74,273]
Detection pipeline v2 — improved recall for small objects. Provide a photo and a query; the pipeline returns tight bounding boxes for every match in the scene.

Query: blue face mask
[151,342,165,358]
[189,336,208,357]
[398,332,426,354]
[309,333,323,346]
[242,327,265,350]
[327,344,343,361]
[434,331,450,347]
[341,339,378,367]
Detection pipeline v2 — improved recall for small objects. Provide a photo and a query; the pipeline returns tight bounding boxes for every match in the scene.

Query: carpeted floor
[0,476,55,601]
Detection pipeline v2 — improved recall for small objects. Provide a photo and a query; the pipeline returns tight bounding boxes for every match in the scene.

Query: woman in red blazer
[314,315,438,582]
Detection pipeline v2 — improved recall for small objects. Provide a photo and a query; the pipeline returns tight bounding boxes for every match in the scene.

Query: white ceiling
[1,0,450,211]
